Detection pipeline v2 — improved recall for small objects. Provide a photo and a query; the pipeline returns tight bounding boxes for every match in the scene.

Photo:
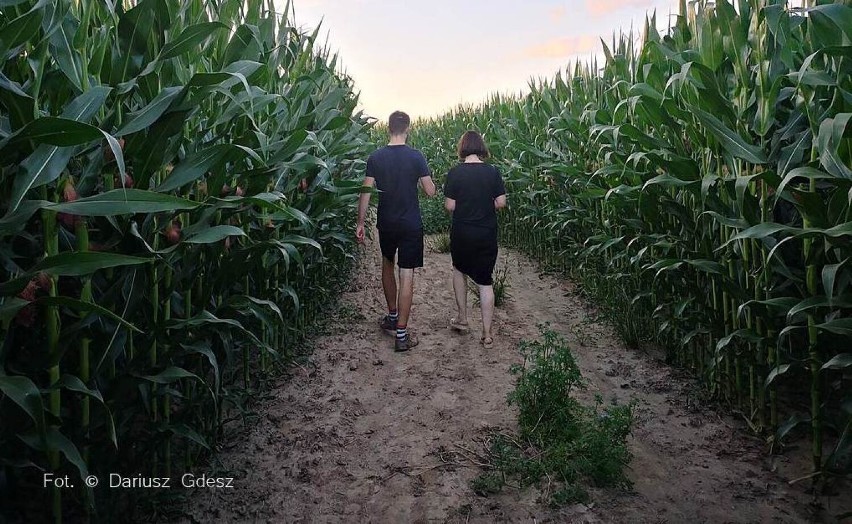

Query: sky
[280,0,680,121]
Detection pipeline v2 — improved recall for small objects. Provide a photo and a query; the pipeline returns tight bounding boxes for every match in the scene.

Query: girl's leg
[479,284,495,340]
[452,268,468,323]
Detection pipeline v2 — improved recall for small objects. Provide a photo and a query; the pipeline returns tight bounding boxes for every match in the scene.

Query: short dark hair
[388,111,410,136]
[457,130,489,160]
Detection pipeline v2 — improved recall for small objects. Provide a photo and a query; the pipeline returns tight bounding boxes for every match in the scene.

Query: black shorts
[450,224,497,286]
[379,228,424,269]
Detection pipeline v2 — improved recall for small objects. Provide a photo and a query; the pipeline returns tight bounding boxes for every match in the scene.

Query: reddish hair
[457,130,489,160]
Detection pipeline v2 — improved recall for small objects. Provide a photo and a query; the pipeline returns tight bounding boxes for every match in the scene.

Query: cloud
[522,35,599,59]
[585,0,656,17]
[548,6,566,23]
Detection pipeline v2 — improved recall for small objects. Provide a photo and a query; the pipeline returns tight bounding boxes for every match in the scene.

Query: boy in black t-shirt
[356,111,436,352]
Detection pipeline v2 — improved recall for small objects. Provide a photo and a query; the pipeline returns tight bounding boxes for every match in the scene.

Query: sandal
[480,336,494,349]
[450,317,470,332]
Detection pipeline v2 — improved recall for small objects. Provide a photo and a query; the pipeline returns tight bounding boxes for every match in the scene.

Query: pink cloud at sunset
[549,6,567,23]
[523,34,599,59]
[586,0,658,17]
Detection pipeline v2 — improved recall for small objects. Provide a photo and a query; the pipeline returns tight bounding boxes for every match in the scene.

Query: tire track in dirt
[180,236,842,523]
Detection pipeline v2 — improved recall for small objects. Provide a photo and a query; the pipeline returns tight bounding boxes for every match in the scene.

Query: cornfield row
[0,0,371,521]
[414,0,851,479]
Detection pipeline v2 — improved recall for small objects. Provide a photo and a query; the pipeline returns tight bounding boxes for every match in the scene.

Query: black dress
[443,163,506,286]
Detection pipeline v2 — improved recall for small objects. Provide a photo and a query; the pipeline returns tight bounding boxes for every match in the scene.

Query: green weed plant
[472,326,634,506]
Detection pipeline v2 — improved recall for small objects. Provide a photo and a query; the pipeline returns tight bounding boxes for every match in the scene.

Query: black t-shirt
[443,163,506,230]
[366,145,430,231]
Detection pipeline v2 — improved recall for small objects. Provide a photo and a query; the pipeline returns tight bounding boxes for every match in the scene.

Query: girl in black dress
[443,130,507,348]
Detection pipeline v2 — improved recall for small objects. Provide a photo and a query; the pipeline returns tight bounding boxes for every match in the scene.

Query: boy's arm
[420,176,437,197]
[355,176,375,243]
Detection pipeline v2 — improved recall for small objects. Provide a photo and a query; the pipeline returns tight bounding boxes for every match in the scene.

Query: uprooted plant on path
[471,326,635,506]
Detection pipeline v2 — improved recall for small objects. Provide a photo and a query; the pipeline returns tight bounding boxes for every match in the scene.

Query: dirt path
[181,237,846,523]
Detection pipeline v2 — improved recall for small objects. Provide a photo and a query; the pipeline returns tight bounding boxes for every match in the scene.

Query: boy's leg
[394,267,417,351]
[397,268,414,328]
[394,230,423,351]
[378,229,400,331]
[381,256,397,313]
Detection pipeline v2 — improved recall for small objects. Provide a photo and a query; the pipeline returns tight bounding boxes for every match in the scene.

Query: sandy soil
[179,236,850,523]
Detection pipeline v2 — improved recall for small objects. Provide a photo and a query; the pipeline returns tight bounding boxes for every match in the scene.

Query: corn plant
[0,0,372,521]
[417,0,852,481]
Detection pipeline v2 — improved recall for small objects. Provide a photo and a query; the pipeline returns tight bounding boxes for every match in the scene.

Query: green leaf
[52,374,103,402]
[8,146,75,214]
[821,354,852,371]
[642,173,699,190]
[155,144,262,193]
[269,129,309,163]
[776,167,836,199]
[184,225,246,244]
[102,130,127,179]
[18,427,89,480]
[0,0,48,55]
[235,296,283,322]
[33,252,150,276]
[818,114,852,180]
[628,82,665,102]
[115,86,183,137]
[62,86,112,124]
[48,189,201,216]
[0,200,50,235]
[0,72,34,129]
[167,423,210,449]
[47,13,83,90]
[716,328,765,352]
[222,24,260,66]
[155,146,228,193]
[180,342,219,391]
[114,0,156,83]
[786,295,852,322]
[5,87,114,213]
[267,205,313,227]
[279,234,322,253]
[824,222,852,238]
[693,107,767,164]
[161,22,227,59]
[649,258,724,277]
[777,131,811,177]
[0,297,30,324]
[40,0,70,41]
[0,375,45,429]
[168,311,265,347]
[815,318,852,336]
[36,296,143,333]
[187,60,262,91]
[226,294,284,329]
[776,413,809,444]
[809,4,852,47]
[718,222,797,250]
[701,211,749,229]
[139,366,200,384]
[280,285,300,312]
[9,116,102,146]
[52,375,117,447]
[765,364,791,388]
[823,261,847,304]
[737,297,798,318]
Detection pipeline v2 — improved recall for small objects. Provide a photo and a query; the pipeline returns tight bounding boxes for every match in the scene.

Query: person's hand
[355,223,365,243]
